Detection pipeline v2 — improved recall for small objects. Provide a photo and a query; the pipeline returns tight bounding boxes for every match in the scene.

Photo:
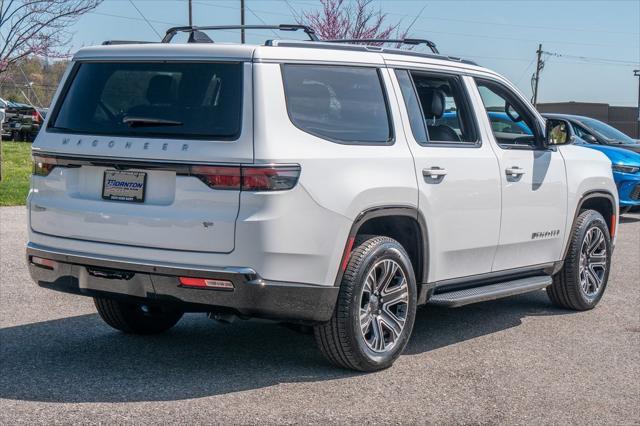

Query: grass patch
[0,141,31,206]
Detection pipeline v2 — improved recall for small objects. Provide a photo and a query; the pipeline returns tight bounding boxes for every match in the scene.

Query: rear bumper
[26,243,338,323]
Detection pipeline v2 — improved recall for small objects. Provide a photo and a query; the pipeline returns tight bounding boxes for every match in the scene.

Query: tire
[94,297,183,334]
[314,236,417,371]
[547,210,612,311]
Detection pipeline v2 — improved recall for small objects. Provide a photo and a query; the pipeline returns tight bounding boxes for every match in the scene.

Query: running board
[427,275,552,308]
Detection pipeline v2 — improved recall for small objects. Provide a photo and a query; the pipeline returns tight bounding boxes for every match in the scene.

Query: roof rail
[102,40,158,45]
[162,24,319,43]
[268,40,478,67]
[324,38,439,54]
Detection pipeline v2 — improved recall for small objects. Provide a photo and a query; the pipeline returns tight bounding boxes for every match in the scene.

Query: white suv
[27,26,618,371]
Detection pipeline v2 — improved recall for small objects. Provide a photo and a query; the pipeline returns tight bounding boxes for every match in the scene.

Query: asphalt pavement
[1,205,639,425]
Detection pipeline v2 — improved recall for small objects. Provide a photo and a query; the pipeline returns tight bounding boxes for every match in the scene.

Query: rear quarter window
[282,64,392,144]
[49,61,243,140]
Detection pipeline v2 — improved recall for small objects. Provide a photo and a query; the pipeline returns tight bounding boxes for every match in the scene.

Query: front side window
[475,79,541,148]
[395,69,477,145]
[489,114,532,135]
[282,64,392,144]
[50,62,243,140]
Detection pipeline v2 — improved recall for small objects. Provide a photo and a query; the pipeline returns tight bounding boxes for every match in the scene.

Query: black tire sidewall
[568,211,612,308]
[346,239,417,369]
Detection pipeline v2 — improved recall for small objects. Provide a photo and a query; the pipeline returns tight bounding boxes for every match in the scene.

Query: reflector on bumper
[179,277,234,291]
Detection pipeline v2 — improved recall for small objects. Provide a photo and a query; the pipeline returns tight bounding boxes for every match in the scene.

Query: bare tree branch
[0,0,102,73]
[298,0,411,47]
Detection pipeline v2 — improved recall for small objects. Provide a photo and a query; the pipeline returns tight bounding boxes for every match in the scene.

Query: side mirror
[545,119,570,146]
[582,134,598,144]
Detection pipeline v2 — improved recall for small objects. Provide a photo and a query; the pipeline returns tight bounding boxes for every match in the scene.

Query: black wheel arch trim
[333,205,430,297]
[561,190,617,261]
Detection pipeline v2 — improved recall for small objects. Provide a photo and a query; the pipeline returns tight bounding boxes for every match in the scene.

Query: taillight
[191,166,241,190]
[32,110,41,124]
[190,165,300,191]
[32,155,57,176]
[242,166,300,191]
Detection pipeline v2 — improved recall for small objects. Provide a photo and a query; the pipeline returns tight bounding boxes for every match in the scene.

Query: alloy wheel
[359,259,409,353]
[579,226,607,298]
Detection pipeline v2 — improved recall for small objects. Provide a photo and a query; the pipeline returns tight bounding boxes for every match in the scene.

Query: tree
[0,0,101,181]
[0,0,102,74]
[298,0,409,44]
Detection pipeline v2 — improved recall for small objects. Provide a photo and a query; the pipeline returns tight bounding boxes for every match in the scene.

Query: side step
[427,275,552,308]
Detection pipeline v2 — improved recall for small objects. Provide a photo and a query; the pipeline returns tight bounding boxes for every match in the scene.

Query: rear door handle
[423,167,447,178]
[505,166,525,177]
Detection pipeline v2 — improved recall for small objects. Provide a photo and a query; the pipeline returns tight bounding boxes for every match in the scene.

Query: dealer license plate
[102,170,146,202]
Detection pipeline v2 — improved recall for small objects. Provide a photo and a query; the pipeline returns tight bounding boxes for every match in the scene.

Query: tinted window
[51,62,243,140]
[572,123,589,139]
[282,65,391,143]
[578,117,636,143]
[489,114,532,135]
[395,69,428,144]
[396,70,477,144]
[476,79,540,148]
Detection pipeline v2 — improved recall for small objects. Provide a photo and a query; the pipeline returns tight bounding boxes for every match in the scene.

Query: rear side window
[50,62,243,140]
[282,64,392,144]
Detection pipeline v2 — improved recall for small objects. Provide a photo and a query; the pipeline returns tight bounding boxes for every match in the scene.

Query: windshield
[50,61,243,140]
[579,117,636,144]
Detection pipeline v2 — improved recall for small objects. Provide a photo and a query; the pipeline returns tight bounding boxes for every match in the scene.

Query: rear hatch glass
[31,60,249,253]
[50,62,243,140]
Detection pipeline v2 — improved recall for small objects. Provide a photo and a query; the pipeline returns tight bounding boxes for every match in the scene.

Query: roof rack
[162,24,319,43]
[324,38,439,54]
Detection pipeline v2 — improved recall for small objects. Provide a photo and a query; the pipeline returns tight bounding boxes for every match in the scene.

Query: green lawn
[0,141,31,206]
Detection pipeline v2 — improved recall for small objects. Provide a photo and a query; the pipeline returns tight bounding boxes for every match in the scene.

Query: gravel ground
[1,206,639,425]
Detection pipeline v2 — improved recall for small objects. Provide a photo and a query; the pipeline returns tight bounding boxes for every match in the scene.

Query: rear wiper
[123,116,183,127]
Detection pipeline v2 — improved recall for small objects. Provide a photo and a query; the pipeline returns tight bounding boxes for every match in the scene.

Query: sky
[67,0,640,106]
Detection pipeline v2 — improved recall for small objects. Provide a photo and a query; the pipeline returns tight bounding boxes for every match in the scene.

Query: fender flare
[561,190,617,262]
[333,205,430,293]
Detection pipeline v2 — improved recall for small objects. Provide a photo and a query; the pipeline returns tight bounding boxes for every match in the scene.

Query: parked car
[0,98,6,135]
[4,102,46,142]
[27,26,618,371]
[443,111,532,140]
[543,114,640,154]
[543,113,640,214]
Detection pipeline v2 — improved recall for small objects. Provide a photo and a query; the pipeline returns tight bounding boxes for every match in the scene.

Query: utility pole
[240,0,245,44]
[532,44,543,108]
[188,0,193,26]
[634,69,640,139]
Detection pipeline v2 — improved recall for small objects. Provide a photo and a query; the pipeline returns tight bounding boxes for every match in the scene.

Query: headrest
[146,75,175,105]
[418,88,445,119]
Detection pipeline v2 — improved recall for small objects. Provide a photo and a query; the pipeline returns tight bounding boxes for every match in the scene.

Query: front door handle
[505,166,525,177]
[423,167,447,178]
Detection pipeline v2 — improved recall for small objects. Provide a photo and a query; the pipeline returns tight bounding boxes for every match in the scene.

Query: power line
[86,7,639,69]
[544,51,639,66]
[290,0,639,37]
[404,3,427,35]
[127,0,162,39]
[245,6,281,39]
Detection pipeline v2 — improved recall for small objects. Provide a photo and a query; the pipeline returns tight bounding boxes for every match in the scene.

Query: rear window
[50,62,243,140]
[282,64,392,144]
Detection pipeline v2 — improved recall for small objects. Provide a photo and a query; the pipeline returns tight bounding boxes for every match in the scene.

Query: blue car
[542,114,640,213]
[574,143,640,213]
[442,110,640,212]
